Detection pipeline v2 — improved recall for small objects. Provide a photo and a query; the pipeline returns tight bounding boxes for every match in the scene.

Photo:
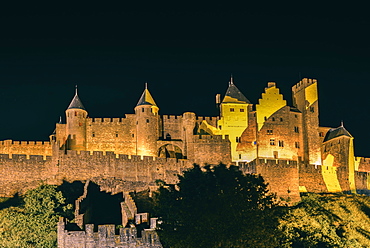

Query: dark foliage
[154,163,282,248]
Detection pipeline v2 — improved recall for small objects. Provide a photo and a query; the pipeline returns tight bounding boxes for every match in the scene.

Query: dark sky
[1,3,370,156]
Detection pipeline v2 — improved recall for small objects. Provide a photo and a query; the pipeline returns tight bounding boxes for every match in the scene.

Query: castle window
[92,132,95,137]
[270,139,275,146]
[230,108,234,112]
[310,106,315,113]
[272,117,275,121]
[116,133,119,137]
[278,140,284,147]
[75,112,77,116]
[295,114,298,118]
[219,125,222,130]
[236,137,241,143]
[146,119,149,123]
[280,118,283,122]
[264,116,267,121]
[319,132,324,137]
[142,108,144,112]
[240,109,245,112]
[132,134,134,137]
[295,142,300,148]
[267,130,273,135]
[294,126,299,133]
[239,154,242,159]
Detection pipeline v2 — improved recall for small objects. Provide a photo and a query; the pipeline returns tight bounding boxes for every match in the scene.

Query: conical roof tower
[222,76,250,104]
[136,83,157,107]
[67,86,86,110]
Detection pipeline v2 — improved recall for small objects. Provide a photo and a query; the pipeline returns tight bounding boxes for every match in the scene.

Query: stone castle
[1,77,370,202]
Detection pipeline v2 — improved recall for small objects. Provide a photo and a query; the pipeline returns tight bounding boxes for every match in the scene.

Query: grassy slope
[279,193,370,247]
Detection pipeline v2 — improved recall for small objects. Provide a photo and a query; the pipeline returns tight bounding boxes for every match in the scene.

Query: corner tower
[322,124,356,193]
[292,78,321,165]
[134,84,159,157]
[65,86,88,151]
[217,76,250,161]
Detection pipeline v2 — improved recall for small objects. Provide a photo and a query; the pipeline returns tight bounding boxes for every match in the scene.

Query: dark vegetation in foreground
[2,164,370,247]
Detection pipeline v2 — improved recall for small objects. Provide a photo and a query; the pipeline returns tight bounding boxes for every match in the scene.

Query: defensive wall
[0,140,52,158]
[299,164,328,193]
[241,159,370,201]
[58,221,162,248]
[0,150,195,197]
[240,159,300,202]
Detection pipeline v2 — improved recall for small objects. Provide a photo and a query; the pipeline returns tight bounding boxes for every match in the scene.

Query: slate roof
[222,79,250,104]
[136,88,157,107]
[67,92,86,110]
[323,125,353,142]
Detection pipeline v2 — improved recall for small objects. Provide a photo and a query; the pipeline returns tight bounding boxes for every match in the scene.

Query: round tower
[65,86,88,151]
[182,112,196,159]
[134,84,159,157]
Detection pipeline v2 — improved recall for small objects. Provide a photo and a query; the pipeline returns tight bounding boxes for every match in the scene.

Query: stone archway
[158,144,183,159]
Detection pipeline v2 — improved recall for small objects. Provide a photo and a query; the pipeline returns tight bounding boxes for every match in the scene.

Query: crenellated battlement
[0,140,51,146]
[243,158,298,167]
[196,116,219,121]
[0,153,52,161]
[194,134,229,142]
[60,150,188,165]
[58,218,163,248]
[292,78,318,93]
[162,114,182,120]
[88,117,129,123]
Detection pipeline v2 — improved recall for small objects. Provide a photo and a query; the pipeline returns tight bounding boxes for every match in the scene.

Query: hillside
[279,193,370,247]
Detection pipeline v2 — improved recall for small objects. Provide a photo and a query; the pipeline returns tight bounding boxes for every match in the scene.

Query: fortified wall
[240,159,300,202]
[0,140,52,158]
[0,150,197,197]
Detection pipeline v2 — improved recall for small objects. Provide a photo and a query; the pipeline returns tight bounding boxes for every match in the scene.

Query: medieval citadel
[1,77,370,246]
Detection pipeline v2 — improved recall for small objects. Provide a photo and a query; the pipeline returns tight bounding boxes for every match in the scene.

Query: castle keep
[0,77,370,203]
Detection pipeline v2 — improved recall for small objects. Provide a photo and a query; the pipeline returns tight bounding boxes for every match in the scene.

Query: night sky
[1,3,370,156]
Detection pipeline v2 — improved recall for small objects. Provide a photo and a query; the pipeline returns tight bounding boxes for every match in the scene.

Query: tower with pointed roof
[217,76,250,161]
[322,124,356,193]
[65,86,88,151]
[134,84,160,156]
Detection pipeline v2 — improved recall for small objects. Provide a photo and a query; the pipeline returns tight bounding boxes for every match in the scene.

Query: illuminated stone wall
[298,163,328,193]
[240,159,300,203]
[0,150,197,197]
[0,140,52,158]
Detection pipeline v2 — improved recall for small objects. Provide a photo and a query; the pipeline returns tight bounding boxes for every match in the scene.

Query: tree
[0,184,72,248]
[154,163,282,248]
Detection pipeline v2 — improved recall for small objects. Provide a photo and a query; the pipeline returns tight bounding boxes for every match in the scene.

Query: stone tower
[292,78,321,165]
[217,76,250,161]
[322,124,356,193]
[134,85,159,157]
[65,87,88,151]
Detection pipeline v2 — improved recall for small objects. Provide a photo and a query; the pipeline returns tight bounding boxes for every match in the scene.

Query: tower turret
[322,124,356,193]
[292,78,321,165]
[134,84,159,156]
[65,86,88,151]
[217,76,250,161]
